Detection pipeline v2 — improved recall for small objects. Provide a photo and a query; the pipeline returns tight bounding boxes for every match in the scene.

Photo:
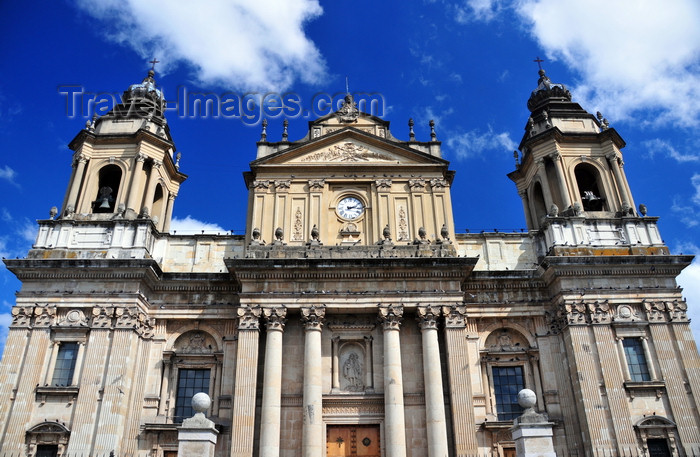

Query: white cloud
[170,215,225,234]
[514,0,700,127]
[18,219,37,244]
[0,166,17,185]
[675,243,700,341]
[671,198,700,228]
[446,126,517,159]
[455,0,505,23]
[692,174,700,206]
[642,139,700,163]
[74,0,326,91]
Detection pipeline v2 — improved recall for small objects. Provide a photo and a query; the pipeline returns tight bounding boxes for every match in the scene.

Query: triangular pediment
[252,128,447,167]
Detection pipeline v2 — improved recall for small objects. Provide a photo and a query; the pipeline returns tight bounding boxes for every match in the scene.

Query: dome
[127,69,164,101]
[527,69,572,112]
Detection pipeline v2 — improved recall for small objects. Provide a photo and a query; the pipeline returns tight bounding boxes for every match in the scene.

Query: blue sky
[1,0,700,353]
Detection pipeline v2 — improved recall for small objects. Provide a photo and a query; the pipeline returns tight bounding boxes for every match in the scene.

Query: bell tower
[60,69,186,232]
[508,67,666,255]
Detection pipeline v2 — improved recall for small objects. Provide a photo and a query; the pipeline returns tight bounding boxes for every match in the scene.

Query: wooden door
[327,425,380,457]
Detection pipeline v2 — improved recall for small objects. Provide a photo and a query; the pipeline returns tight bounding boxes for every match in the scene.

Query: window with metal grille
[174,368,210,422]
[492,366,524,421]
[623,338,651,382]
[51,342,79,386]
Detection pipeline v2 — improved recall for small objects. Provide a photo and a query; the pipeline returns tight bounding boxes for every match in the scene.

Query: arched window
[480,328,541,422]
[162,330,222,423]
[152,183,164,221]
[574,163,606,211]
[92,164,122,213]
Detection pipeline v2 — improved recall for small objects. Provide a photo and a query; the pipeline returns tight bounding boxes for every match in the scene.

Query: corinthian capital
[416,305,441,330]
[301,305,326,331]
[263,306,288,331]
[378,304,403,330]
[237,305,262,330]
[442,304,468,328]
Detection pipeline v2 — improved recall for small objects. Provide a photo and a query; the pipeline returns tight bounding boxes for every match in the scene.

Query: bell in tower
[59,67,187,232]
[508,65,666,256]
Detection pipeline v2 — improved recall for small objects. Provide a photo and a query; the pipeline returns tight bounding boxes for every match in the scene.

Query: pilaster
[442,304,478,456]
[230,305,262,457]
[645,302,700,454]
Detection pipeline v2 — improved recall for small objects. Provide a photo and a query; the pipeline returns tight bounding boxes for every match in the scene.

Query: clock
[337,196,365,220]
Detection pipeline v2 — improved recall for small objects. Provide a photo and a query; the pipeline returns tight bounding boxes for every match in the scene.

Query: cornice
[541,255,693,282]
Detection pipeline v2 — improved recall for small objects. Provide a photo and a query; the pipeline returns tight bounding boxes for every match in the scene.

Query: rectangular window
[492,366,525,421]
[174,368,210,422]
[51,342,79,386]
[623,338,651,382]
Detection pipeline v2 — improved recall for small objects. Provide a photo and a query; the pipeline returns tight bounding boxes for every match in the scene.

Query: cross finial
[345,76,349,94]
[534,56,544,71]
[149,58,160,71]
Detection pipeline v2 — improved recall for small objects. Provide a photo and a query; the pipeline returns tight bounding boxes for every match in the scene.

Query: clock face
[337,196,365,220]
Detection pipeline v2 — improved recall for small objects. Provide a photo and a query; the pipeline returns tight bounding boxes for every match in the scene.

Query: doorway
[327,424,380,457]
[647,439,671,457]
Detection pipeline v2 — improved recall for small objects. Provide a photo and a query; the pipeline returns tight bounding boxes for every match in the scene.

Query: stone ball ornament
[517,388,537,409]
[192,392,211,414]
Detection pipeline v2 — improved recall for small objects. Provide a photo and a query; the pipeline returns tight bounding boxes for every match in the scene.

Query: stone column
[301,305,326,457]
[163,193,176,232]
[378,304,407,457]
[125,153,147,215]
[364,336,374,391]
[518,190,533,230]
[158,356,173,416]
[442,304,478,457]
[140,160,162,217]
[331,336,340,390]
[259,306,287,457]
[230,305,262,457]
[417,305,448,457]
[535,158,554,209]
[606,153,631,209]
[178,393,218,457]
[549,152,572,209]
[510,390,556,457]
[64,153,88,215]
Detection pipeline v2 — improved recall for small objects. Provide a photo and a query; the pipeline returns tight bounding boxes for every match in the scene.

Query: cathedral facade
[0,67,699,457]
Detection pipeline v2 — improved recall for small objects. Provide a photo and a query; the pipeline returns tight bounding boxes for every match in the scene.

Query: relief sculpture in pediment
[301,142,393,163]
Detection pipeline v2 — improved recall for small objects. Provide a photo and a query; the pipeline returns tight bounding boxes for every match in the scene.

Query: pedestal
[510,389,556,457]
[178,413,219,457]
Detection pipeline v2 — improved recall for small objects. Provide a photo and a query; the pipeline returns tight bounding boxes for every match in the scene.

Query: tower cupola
[508,66,666,256]
[59,68,186,232]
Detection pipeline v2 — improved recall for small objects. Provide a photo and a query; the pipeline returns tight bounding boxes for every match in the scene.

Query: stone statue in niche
[341,351,364,392]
